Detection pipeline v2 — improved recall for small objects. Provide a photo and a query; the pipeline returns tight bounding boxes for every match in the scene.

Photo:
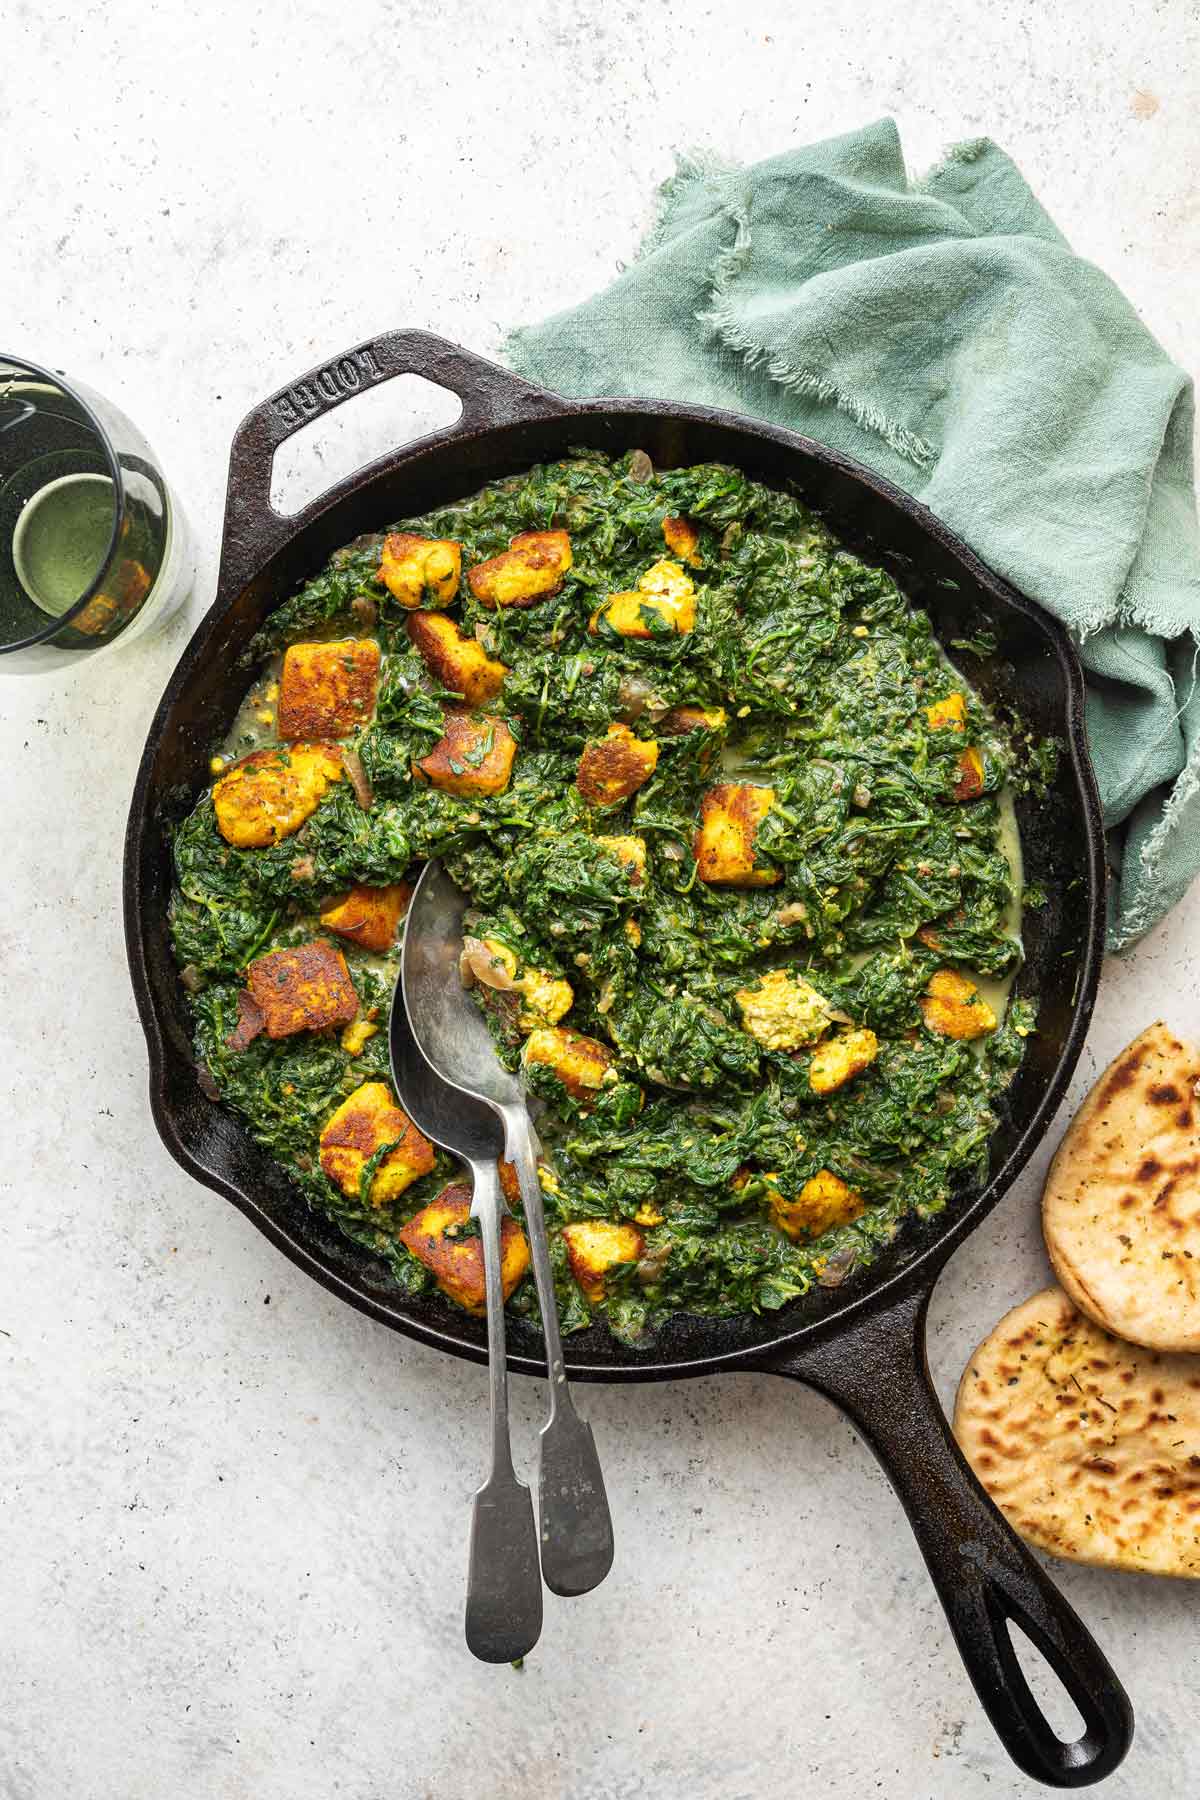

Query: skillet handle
[219,329,569,585]
[757,1281,1133,1787]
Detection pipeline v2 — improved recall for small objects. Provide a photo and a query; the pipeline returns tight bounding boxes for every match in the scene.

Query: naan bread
[954,1287,1200,1576]
[1042,1021,1200,1352]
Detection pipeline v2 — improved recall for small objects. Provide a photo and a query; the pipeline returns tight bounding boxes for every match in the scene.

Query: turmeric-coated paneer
[770,1169,865,1241]
[658,704,727,737]
[735,968,833,1051]
[661,515,702,566]
[399,1182,530,1314]
[561,1219,644,1303]
[319,881,411,954]
[320,1080,436,1205]
[469,938,573,1032]
[377,532,461,607]
[809,1027,879,1095]
[413,710,517,797]
[951,744,986,802]
[596,833,648,884]
[406,610,508,706]
[576,723,659,807]
[693,783,780,887]
[926,690,967,731]
[467,529,572,608]
[277,638,380,739]
[920,968,997,1040]
[212,743,342,847]
[591,559,696,638]
[245,940,359,1039]
[523,1027,615,1105]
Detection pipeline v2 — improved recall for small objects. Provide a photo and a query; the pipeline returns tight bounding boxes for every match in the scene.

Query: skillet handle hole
[269,374,462,517]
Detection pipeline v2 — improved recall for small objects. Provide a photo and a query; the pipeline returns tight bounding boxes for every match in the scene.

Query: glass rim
[0,351,128,654]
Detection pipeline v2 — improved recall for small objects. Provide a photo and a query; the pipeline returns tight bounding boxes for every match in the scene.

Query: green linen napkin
[506,118,1200,951]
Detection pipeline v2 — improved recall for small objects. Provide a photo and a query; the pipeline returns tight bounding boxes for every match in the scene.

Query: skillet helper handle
[761,1283,1133,1788]
[502,1112,615,1599]
[220,328,569,582]
[464,1156,542,1665]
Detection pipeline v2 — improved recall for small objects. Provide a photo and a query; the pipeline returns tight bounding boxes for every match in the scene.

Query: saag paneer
[170,451,1035,1345]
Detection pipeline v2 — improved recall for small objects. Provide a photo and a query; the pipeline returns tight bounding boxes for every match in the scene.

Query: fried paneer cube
[661,515,702,566]
[319,881,411,954]
[399,1182,530,1314]
[596,833,648,884]
[735,968,833,1052]
[591,559,696,638]
[277,639,380,739]
[576,723,659,807]
[770,1169,864,1241]
[377,532,461,607]
[522,1027,615,1105]
[467,529,572,608]
[561,1219,644,1303]
[465,937,573,1032]
[809,1028,879,1095]
[658,704,727,737]
[213,743,342,847]
[320,1080,437,1205]
[245,940,359,1038]
[921,968,997,1040]
[926,691,967,731]
[406,610,508,706]
[694,783,780,887]
[951,745,986,802]
[413,710,517,797]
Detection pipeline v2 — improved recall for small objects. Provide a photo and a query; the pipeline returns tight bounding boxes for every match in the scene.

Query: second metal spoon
[402,858,615,1599]
[389,981,542,1664]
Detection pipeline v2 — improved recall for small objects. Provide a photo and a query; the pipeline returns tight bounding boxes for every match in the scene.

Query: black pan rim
[124,389,1106,1382]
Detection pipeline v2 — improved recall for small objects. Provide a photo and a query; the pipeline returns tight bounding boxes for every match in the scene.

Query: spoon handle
[465,1157,542,1663]
[502,1112,615,1598]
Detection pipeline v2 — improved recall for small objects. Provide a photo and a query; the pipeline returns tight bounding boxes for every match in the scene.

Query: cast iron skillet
[125,330,1128,1786]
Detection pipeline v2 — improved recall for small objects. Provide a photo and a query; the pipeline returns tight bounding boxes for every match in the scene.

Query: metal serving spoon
[401,858,615,1599]
[389,983,543,1664]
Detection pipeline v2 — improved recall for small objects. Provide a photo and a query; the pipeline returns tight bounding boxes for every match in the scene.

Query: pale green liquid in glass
[13,473,116,616]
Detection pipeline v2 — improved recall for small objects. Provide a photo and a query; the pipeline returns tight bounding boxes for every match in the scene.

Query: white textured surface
[3,3,1199,1796]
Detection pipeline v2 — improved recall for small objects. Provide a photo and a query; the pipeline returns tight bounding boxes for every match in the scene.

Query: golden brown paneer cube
[523,1027,615,1105]
[596,833,648,885]
[658,704,727,737]
[661,515,702,566]
[576,723,659,807]
[809,1028,879,1095]
[413,710,517,797]
[399,1182,530,1314]
[590,559,696,638]
[277,639,380,739]
[467,530,572,609]
[951,745,986,802]
[464,937,573,1032]
[561,1219,644,1303]
[926,690,966,731]
[320,1080,437,1206]
[406,610,508,707]
[770,1169,864,1241]
[693,783,780,887]
[212,743,342,847]
[920,968,997,1040]
[377,532,461,607]
[245,940,359,1038]
[735,968,833,1052]
[319,882,411,954]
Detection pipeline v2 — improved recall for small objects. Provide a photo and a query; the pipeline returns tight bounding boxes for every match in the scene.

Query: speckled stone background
[3,3,1199,1796]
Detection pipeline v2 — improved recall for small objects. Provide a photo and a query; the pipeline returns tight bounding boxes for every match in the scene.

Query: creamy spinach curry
[170,451,1038,1344]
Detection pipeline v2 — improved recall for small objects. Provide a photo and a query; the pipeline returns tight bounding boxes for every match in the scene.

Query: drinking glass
[0,354,193,674]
